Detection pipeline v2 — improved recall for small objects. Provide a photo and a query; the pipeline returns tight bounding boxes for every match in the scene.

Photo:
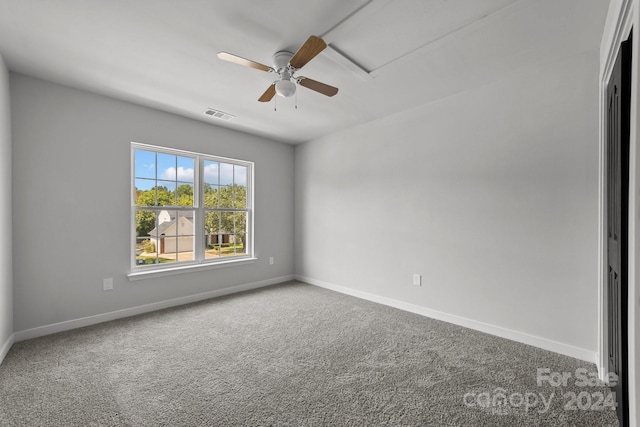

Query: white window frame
[128,142,254,280]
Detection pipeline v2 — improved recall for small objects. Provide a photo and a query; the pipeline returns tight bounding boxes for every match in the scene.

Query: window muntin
[132,143,252,270]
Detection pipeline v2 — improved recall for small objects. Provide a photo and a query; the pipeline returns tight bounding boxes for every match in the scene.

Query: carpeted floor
[0,281,620,426]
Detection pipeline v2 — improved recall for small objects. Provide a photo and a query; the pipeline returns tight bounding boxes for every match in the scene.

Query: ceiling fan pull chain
[295,88,298,109]
[274,94,277,111]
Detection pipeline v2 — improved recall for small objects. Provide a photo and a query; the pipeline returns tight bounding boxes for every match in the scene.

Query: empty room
[0,0,638,426]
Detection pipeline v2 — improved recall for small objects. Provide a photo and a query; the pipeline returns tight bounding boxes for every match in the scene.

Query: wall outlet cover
[103,277,114,291]
[413,274,422,286]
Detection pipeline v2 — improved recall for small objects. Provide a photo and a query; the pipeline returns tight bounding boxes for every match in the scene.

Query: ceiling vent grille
[204,108,235,121]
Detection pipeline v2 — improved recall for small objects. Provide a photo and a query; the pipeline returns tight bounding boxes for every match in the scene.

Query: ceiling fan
[217,35,339,102]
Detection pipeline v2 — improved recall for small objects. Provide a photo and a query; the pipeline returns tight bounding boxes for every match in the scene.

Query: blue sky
[135,149,247,191]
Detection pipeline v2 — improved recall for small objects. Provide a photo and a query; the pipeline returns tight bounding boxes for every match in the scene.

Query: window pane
[204,161,219,185]
[155,210,174,244]
[136,236,158,265]
[205,211,220,234]
[219,185,233,208]
[157,153,176,180]
[156,181,176,206]
[220,162,233,186]
[220,235,235,257]
[136,209,157,238]
[205,211,220,259]
[135,150,156,179]
[176,236,195,261]
[235,212,248,256]
[177,156,195,183]
[176,184,194,207]
[235,240,247,256]
[136,209,159,265]
[220,211,235,257]
[204,184,218,208]
[135,179,156,206]
[220,212,234,234]
[177,211,194,238]
[234,165,247,187]
[159,235,178,264]
[163,238,194,261]
[156,209,172,228]
[232,165,247,209]
[233,184,247,208]
[235,211,247,236]
[205,237,221,259]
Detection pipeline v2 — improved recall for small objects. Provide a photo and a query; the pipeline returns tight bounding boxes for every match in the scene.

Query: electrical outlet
[412,274,422,286]
[103,277,114,291]
[269,257,274,265]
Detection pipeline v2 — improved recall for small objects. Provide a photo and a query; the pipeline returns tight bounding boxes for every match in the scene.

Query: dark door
[606,34,631,427]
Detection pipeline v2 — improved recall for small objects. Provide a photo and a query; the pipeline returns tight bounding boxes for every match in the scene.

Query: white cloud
[180,162,246,186]
[161,166,194,182]
[204,163,219,183]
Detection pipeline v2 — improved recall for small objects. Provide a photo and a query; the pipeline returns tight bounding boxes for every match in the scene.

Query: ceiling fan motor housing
[273,51,294,72]
[272,51,296,97]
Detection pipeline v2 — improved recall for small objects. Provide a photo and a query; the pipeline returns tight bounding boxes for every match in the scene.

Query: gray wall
[11,74,294,332]
[295,50,600,355]
[0,53,13,355]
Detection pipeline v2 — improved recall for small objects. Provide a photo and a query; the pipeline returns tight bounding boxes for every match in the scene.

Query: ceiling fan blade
[217,52,273,72]
[258,84,276,102]
[289,36,327,69]
[298,77,339,97]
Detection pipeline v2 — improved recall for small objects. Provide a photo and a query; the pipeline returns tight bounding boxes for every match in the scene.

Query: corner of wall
[0,51,14,365]
[0,333,15,364]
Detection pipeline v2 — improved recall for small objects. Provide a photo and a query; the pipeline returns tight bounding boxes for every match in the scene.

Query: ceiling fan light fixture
[275,79,296,98]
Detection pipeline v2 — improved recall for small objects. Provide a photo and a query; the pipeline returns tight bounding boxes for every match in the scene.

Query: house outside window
[132,143,253,272]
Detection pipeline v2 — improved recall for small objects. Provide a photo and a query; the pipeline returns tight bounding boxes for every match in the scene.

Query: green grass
[206,244,246,257]
[135,256,176,265]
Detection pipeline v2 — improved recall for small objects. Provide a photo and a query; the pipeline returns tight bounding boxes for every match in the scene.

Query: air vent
[203,108,235,121]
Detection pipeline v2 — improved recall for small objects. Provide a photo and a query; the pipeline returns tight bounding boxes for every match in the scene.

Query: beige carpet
[0,281,619,426]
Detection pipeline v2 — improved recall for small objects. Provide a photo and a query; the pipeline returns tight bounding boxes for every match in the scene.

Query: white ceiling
[0,0,609,144]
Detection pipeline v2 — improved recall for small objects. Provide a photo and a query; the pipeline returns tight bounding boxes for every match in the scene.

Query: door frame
[599,1,638,426]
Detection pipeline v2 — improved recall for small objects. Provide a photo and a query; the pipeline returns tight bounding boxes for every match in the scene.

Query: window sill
[127,257,257,281]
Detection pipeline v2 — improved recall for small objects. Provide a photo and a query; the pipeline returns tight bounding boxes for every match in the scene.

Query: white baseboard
[296,275,597,364]
[14,275,294,342]
[0,332,15,365]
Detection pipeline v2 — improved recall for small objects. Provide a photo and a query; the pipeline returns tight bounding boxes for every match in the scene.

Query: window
[131,143,253,273]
